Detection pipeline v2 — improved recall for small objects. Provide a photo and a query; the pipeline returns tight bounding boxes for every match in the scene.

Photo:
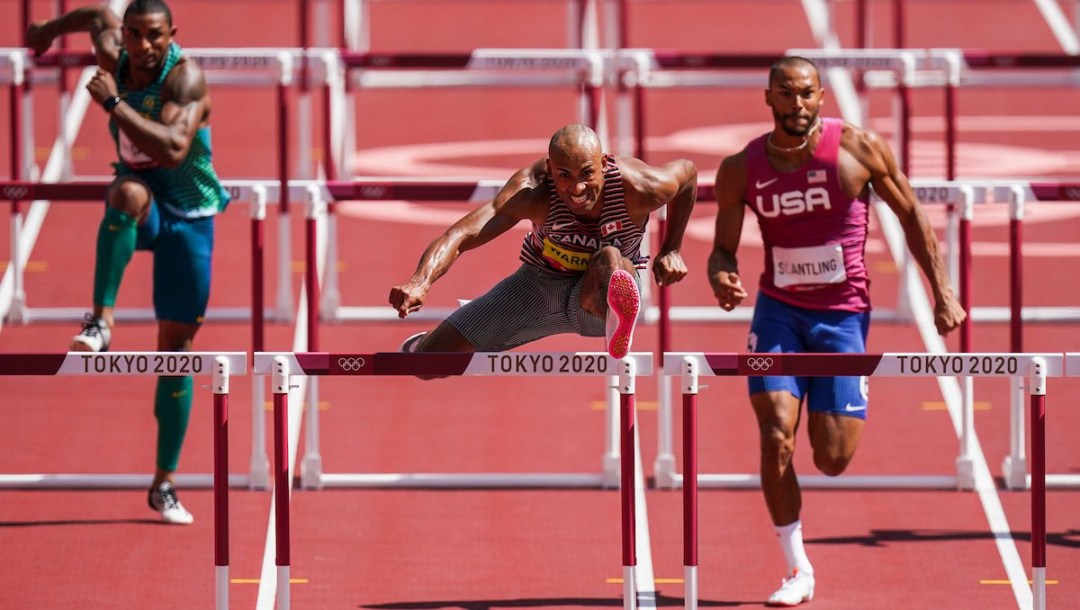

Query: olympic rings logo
[3,186,30,200]
[359,186,387,199]
[745,357,775,372]
[337,356,367,372]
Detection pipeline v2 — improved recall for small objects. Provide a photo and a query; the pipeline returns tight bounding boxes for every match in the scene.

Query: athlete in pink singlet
[708,57,965,606]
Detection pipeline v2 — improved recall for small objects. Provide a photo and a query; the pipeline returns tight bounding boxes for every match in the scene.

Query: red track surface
[2,1,1079,609]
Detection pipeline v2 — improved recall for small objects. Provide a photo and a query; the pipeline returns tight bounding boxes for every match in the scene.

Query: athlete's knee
[759,425,796,467]
[107,178,152,220]
[813,446,853,476]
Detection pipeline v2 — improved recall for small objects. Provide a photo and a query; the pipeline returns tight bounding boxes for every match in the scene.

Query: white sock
[775,520,814,576]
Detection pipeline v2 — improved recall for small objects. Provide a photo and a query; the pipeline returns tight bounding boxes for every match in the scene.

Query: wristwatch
[102,96,123,112]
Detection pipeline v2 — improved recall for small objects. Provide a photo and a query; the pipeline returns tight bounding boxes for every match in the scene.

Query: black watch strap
[102,96,123,112]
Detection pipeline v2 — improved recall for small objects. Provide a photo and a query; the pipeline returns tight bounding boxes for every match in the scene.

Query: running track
[1,1,1079,608]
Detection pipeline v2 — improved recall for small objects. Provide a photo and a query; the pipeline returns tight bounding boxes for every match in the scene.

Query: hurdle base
[652,454,678,490]
[316,472,609,489]
[300,454,324,490]
[0,473,252,489]
[955,456,976,491]
[671,473,960,490]
[15,306,284,324]
[1002,455,1028,490]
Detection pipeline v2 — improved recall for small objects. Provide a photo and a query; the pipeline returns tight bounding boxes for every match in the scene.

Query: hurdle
[0,351,243,609]
[253,350,651,610]
[663,351,1062,610]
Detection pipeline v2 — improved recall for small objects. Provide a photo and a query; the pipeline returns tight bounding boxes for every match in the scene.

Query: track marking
[233,579,309,584]
[591,400,656,411]
[922,401,991,411]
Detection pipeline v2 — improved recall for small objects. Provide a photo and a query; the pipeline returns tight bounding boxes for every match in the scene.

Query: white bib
[772,243,847,288]
[119,131,159,169]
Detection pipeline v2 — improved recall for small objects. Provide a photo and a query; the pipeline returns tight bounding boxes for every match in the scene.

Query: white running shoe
[148,482,195,525]
[400,331,428,353]
[70,313,111,352]
[604,269,640,359]
[766,569,815,607]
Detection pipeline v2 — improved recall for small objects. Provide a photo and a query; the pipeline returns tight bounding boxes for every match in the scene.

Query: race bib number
[119,131,160,170]
[772,243,846,288]
[542,237,590,272]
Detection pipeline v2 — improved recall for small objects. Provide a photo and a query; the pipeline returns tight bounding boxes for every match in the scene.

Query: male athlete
[708,56,965,605]
[27,0,230,524]
[391,123,697,366]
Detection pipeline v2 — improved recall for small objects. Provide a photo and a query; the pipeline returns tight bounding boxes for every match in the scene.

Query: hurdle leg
[301,377,324,489]
[602,374,621,488]
[1028,358,1047,610]
[681,357,700,610]
[212,357,232,610]
[1003,376,1028,489]
[272,357,292,609]
[618,358,638,610]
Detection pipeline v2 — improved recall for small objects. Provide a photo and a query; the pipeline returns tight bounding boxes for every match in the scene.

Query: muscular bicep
[91,14,122,72]
[712,154,747,253]
[860,131,920,222]
[454,170,542,252]
[159,63,209,153]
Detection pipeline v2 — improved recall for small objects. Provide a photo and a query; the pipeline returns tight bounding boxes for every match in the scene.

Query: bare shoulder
[615,155,695,201]
[495,158,552,220]
[714,148,748,196]
[163,56,208,105]
[839,121,891,174]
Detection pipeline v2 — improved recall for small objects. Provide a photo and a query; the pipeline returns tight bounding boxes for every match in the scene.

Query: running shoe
[766,569,815,607]
[148,481,195,525]
[70,313,111,352]
[400,331,428,353]
[604,269,640,359]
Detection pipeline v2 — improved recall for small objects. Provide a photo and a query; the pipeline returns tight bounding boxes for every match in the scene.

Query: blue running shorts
[746,291,871,419]
[136,200,215,325]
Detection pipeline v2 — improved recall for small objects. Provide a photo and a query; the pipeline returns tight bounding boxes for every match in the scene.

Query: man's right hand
[712,271,748,312]
[389,281,427,319]
[26,22,54,58]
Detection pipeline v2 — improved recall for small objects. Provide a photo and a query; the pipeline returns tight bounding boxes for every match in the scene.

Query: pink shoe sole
[605,270,640,359]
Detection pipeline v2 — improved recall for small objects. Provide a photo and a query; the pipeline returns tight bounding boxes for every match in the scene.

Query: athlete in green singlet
[27,0,230,524]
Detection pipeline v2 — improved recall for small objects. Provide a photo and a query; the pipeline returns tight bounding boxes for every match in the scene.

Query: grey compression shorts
[444,264,642,352]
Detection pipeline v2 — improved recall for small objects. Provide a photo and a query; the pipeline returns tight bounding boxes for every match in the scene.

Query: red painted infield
[2,1,1080,609]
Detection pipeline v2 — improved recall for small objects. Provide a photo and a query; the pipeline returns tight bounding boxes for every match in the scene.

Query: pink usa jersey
[743,118,871,312]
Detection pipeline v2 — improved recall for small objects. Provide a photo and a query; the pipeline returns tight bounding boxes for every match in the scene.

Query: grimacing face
[122,12,175,72]
[547,145,605,215]
[766,64,824,137]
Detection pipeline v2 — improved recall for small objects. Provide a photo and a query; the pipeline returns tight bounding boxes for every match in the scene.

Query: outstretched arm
[708,153,750,311]
[26,6,122,72]
[853,128,966,335]
[622,157,698,286]
[389,162,546,318]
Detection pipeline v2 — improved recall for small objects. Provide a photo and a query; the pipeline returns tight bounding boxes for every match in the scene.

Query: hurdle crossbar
[664,351,1061,610]
[253,350,649,610]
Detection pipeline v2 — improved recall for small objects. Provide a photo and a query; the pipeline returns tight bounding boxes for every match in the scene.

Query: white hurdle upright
[664,351,1062,610]
[0,351,245,610]
[253,350,650,610]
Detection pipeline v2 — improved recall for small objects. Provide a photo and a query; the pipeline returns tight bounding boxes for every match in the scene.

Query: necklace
[766,119,821,153]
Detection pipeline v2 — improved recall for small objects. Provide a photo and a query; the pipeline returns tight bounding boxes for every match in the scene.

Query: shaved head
[549,123,602,158]
[769,56,820,88]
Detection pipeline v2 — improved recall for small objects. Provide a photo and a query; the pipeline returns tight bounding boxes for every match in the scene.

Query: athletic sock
[154,376,193,472]
[775,520,814,576]
[93,207,137,307]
